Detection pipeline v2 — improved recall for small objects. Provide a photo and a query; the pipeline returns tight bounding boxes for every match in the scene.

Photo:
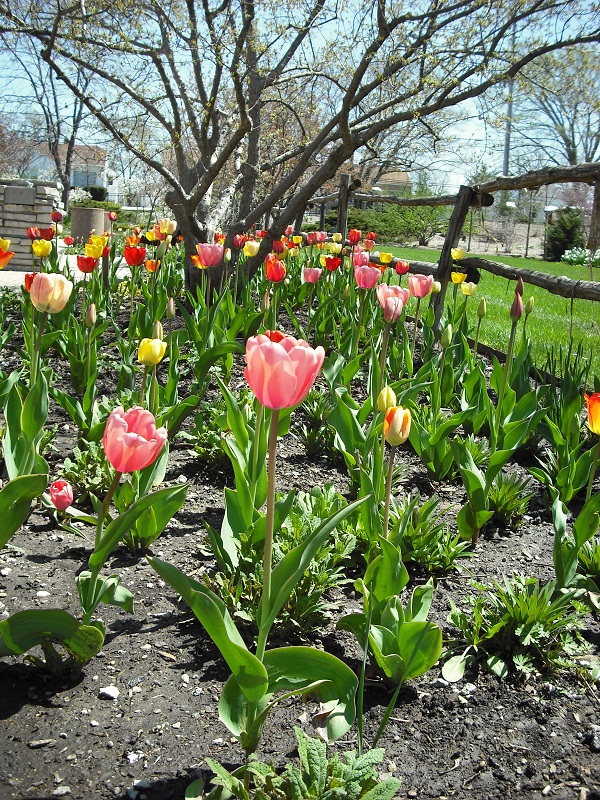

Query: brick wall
[0,179,62,271]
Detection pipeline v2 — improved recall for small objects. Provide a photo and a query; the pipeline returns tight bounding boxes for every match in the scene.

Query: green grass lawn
[386,246,600,386]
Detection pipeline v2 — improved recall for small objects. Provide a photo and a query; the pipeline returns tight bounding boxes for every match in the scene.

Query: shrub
[545,206,586,261]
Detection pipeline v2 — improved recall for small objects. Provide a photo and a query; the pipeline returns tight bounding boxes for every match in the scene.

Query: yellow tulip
[145,229,158,242]
[451,247,466,261]
[159,218,177,235]
[328,242,342,254]
[243,240,260,257]
[377,386,397,414]
[32,239,52,258]
[461,281,477,296]
[331,232,343,243]
[138,337,167,367]
[288,247,299,258]
[292,235,303,245]
[379,252,393,264]
[0,237,11,252]
[89,234,108,249]
[451,271,467,284]
[85,243,103,259]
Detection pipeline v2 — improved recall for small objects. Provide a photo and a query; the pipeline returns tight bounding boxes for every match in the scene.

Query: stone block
[5,186,37,205]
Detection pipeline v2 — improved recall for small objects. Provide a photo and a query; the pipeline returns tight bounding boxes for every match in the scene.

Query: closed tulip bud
[431,280,441,294]
[261,290,271,312]
[440,324,453,349]
[451,247,465,261]
[138,337,167,366]
[343,285,350,300]
[477,297,487,319]
[224,247,231,263]
[166,297,176,320]
[152,320,164,340]
[85,303,97,327]
[525,296,534,316]
[510,292,523,322]
[383,405,412,446]
[377,386,397,413]
[49,479,73,511]
[516,277,524,296]
[331,232,343,243]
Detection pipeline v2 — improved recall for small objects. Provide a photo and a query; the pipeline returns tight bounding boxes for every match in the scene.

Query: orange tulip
[585,393,600,435]
[383,405,412,446]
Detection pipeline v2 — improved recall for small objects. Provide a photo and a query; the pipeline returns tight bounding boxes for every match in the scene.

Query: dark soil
[1,306,599,800]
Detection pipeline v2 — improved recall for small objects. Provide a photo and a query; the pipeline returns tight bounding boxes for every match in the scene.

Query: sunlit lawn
[387,246,600,385]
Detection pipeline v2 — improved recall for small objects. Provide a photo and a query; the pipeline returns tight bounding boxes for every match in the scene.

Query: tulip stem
[473,317,482,359]
[250,403,264,506]
[492,318,518,453]
[150,364,158,416]
[83,469,122,625]
[140,366,149,407]
[410,297,421,362]
[585,437,600,504]
[383,445,396,540]
[351,290,365,361]
[129,270,136,326]
[378,323,391,397]
[256,407,279,662]
[30,311,48,390]
[85,326,92,389]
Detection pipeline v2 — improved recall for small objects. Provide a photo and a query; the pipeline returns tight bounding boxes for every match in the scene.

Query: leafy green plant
[443,574,589,680]
[389,493,471,573]
[578,537,600,581]
[60,442,114,500]
[297,388,336,457]
[551,493,600,606]
[194,726,401,800]
[488,471,535,527]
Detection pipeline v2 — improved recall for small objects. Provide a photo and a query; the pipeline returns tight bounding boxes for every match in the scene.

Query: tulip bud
[166,297,176,320]
[477,297,487,319]
[342,285,350,300]
[451,247,465,261]
[510,292,523,322]
[440,324,453,350]
[152,320,164,340]
[516,277,524,296]
[332,232,342,243]
[224,247,231,263]
[261,290,271,312]
[525,296,534,316]
[85,303,97,327]
[156,240,168,261]
[431,280,441,294]
[377,386,397,414]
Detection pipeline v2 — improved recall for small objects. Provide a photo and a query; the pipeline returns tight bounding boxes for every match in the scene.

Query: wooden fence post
[337,173,352,243]
[432,185,474,335]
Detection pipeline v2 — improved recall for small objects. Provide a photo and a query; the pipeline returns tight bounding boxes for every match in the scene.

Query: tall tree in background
[0,36,93,210]
[1,0,598,287]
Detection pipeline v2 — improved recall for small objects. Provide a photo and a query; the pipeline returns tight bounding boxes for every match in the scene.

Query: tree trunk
[587,179,600,253]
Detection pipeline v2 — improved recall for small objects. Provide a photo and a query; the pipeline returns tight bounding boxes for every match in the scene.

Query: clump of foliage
[443,574,589,680]
[199,726,401,799]
[61,442,114,500]
[488,472,535,528]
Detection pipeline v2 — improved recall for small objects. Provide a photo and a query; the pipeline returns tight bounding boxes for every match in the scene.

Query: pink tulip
[195,243,223,267]
[103,406,167,473]
[376,283,410,311]
[49,479,73,511]
[510,292,523,322]
[245,331,325,410]
[315,231,327,243]
[303,267,322,284]
[352,251,369,268]
[354,265,381,289]
[408,273,434,298]
[29,273,73,313]
[363,238,375,251]
[383,297,404,324]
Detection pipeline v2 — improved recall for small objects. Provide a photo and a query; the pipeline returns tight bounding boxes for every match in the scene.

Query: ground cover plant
[0,221,599,800]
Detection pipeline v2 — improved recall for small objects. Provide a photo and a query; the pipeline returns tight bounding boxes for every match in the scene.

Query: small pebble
[52,787,71,796]
[99,686,120,700]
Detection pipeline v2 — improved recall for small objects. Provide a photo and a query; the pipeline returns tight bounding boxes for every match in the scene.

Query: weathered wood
[336,173,352,243]
[432,186,474,333]
[476,161,600,194]
[460,256,600,301]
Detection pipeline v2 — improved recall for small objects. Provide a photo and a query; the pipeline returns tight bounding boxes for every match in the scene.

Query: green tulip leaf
[0,473,48,548]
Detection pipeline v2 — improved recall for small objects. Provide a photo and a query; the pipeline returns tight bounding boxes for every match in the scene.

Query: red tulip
[0,250,14,269]
[348,229,362,245]
[395,259,410,276]
[265,257,286,282]
[38,227,55,241]
[315,231,327,243]
[233,233,248,249]
[63,236,75,246]
[285,225,294,236]
[272,239,286,254]
[77,255,99,273]
[354,265,381,289]
[307,231,317,245]
[107,211,118,222]
[245,332,325,410]
[49,479,73,511]
[124,245,147,267]
[366,231,377,241]
[510,291,523,322]
[26,227,40,240]
[51,210,64,223]
[408,273,433,298]
[303,267,322,283]
[24,273,35,292]
[324,256,341,271]
[103,406,167,473]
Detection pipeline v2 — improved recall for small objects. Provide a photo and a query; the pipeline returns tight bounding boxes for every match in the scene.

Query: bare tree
[0,0,598,287]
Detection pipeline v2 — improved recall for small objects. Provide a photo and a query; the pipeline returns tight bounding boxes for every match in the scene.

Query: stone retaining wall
[0,179,62,271]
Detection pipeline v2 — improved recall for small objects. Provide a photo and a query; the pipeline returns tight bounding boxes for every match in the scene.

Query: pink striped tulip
[354,265,381,289]
[303,267,322,284]
[408,273,433,298]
